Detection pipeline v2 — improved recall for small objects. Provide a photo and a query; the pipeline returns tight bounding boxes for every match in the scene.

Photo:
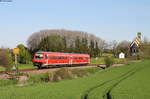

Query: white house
[119,52,125,59]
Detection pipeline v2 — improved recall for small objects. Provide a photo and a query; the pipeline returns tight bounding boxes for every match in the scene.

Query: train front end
[33,52,47,68]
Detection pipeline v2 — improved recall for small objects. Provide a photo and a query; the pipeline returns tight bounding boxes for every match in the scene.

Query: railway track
[0,64,124,75]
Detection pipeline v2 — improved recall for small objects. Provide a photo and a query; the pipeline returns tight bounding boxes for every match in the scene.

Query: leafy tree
[94,41,100,57]
[80,37,89,54]
[68,43,74,53]
[138,42,150,59]
[38,35,65,52]
[75,36,81,53]
[89,40,95,57]
[62,37,67,52]
[0,49,13,71]
[17,44,31,64]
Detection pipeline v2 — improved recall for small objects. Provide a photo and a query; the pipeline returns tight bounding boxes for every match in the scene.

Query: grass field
[0,66,5,71]
[90,57,125,64]
[0,60,149,99]
[110,60,150,99]
[18,64,37,70]
[84,61,147,99]
[0,63,37,71]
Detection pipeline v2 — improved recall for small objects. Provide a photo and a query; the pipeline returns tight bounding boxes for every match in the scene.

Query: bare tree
[143,36,149,44]
[109,40,118,57]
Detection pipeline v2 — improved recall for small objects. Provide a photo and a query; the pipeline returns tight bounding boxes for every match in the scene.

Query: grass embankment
[0,61,148,99]
[28,67,102,84]
[0,67,102,86]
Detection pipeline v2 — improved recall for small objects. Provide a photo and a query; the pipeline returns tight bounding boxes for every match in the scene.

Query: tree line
[27,29,106,57]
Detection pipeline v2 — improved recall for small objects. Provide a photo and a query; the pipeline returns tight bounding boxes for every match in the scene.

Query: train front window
[35,53,44,59]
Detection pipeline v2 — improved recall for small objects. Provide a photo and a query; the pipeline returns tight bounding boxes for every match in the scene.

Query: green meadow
[0,60,149,99]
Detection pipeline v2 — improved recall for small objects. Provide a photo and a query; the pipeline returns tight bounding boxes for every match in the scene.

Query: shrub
[52,68,73,82]
[104,56,114,68]
[0,49,13,71]
[28,72,51,84]
[71,69,88,77]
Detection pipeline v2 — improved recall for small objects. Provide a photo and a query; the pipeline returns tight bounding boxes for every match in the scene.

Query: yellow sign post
[13,48,20,54]
[13,48,20,72]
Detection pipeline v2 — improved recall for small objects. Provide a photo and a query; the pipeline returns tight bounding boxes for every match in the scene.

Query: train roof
[36,51,89,56]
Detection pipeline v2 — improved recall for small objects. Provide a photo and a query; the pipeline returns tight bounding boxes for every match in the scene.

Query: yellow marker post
[13,48,20,72]
[13,48,20,54]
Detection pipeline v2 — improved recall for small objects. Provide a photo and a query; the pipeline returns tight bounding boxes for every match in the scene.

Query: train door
[69,56,72,65]
[45,54,48,65]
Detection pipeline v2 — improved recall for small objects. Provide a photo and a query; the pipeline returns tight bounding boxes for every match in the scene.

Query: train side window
[65,57,69,59]
[78,57,82,59]
[49,56,52,59]
[50,56,53,59]
[55,56,59,59]
[63,57,67,59]
[60,57,62,60]
[57,56,59,59]
[74,57,77,59]
[58,57,64,60]
[51,56,57,60]
[63,57,66,59]
[60,57,63,60]
[53,56,55,59]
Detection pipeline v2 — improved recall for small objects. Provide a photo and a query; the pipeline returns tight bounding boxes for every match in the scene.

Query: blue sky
[0,0,150,48]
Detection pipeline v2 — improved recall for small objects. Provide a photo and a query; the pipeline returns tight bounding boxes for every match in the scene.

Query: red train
[33,52,90,68]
